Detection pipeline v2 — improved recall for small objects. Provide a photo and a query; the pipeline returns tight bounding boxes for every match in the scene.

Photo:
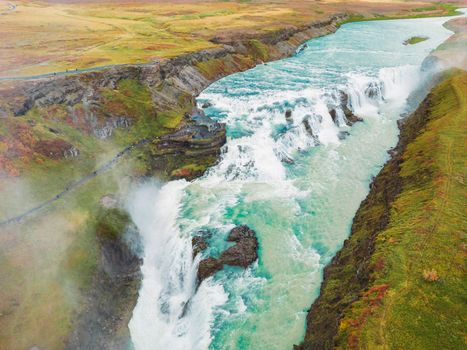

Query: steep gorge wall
[296,70,467,350]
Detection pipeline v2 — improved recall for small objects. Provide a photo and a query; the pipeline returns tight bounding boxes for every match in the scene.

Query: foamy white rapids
[128,181,228,350]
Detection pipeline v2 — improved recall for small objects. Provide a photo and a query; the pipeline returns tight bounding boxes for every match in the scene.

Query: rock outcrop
[149,109,227,180]
[192,234,209,258]
[0,14,347,121]
[339,91,363,125]
[66,208,142,350]
[197,225,259,282]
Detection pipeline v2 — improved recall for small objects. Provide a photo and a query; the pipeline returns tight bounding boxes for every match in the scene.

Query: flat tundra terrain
[0,0,463,78]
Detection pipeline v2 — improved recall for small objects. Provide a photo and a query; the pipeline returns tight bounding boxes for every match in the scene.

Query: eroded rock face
[198,257,223,280]
[338,91,363,126]
[149,109,227,180]
[34,139,79,159]
[197,225,259,282]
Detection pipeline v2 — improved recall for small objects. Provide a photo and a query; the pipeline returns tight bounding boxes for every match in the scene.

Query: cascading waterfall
[128,13,456,350]
[128,181,228,350]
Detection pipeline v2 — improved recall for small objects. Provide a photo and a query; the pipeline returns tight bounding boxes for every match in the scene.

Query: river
[127,14,456,350]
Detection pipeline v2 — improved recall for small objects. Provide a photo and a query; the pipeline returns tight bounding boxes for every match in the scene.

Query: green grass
[336,71,467,349]
[95,207,131,241]
[0,156,134,349]
[404,36,429,45]
[3,0,457,78]
[248,39,269,62]
[337,3,461,27]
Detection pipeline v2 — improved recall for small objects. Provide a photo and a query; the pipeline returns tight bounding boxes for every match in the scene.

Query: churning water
[128,14,457,350]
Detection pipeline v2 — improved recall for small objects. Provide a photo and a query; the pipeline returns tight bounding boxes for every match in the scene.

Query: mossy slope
[297,70,467,350]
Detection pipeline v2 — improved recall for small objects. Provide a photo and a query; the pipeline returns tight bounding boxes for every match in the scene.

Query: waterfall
[128,13,455,350]
[128,181,227,350]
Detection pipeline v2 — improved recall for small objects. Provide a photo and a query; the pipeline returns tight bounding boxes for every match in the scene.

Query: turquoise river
[127,13,460,350]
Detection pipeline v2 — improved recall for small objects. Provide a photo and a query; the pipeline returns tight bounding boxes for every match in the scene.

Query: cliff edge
[296,70,466,350]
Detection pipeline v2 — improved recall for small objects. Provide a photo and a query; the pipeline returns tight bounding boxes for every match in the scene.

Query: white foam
[128,181,227,350]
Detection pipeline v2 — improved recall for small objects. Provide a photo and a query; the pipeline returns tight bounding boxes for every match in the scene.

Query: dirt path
[0,138,150,227]
[0,61,160,82]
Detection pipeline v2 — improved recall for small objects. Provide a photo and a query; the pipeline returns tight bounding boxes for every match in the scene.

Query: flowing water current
[128,14,458,350]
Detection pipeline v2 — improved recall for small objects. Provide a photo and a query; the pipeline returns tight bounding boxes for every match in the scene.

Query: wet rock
[198,257,222,281]
[197,225,259,282]
[338,91,363,126]
[66,209,142,350]
[338,131,350,140]
[201,101,212,109]
[285,109,293,123]
[329,109,338,124]
[227,225,256,242]
[220,226,258,268]
[282,156,295,165]
[303,118,315,137]
[345,112,363,126]
[192,236,208,258]
[365,82,382,99]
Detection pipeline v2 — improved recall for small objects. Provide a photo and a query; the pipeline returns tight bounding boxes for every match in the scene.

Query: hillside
[297,69,467,350]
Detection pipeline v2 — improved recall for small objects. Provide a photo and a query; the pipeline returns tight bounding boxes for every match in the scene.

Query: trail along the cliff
[0,138,149,226]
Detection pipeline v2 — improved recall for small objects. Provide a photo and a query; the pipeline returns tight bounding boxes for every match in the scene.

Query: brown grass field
[0,0,465,78]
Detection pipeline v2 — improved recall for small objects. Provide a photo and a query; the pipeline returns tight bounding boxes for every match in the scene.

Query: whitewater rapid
[128,13,457,350]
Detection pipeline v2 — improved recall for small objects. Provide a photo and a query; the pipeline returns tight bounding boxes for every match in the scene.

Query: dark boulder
[365,82,382,99]
[338,91,363,126]
[338,131,350,140]
[201,101,212,109]
[344,111,363,126]
[197,225,259,282]
[192,235,208,258]
[303,118,315,137]
[221,225,258,268]
[227,225,256,242]
[329,109,338,124]
[285,109,293,123]
[198,257,223,281]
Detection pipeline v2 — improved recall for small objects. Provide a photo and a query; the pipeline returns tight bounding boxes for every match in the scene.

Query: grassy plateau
[0,0,463,78]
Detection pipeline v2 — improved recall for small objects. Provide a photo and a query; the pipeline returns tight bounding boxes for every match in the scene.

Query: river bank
[296,15,466,349]
[297,67,466,350]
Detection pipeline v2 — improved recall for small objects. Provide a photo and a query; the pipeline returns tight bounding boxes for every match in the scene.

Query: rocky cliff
[0,14,346,118]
